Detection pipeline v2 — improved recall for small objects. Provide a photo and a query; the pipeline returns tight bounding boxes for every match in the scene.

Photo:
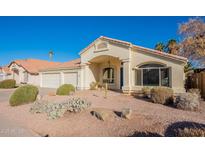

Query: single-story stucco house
[40,36,187,93]
[0,66,12,81]
[7,59,60,85]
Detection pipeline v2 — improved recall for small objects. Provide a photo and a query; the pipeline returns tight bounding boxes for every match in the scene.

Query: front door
[120,67,123,89]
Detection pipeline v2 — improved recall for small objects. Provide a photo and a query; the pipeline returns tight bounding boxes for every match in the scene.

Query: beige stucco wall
[130,48,186,93]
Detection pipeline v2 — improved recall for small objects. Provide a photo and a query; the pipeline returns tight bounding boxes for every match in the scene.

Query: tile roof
[40,58,81,71]
[0,66,12,74]
[9,59,61,74]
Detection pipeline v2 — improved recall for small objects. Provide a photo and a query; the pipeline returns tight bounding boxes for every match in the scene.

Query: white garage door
[42,73,60,88]
[64,72,78,88]
[0,73,4,81]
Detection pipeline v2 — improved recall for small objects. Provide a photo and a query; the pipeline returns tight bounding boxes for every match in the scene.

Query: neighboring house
[40,36,187,93]
[0,66,12,81]
[8,59,60,85]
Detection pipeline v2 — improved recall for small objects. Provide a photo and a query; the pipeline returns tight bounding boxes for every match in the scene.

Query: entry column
[122,58,131,93]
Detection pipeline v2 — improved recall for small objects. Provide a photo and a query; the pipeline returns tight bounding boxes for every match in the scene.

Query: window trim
[94,42,109,53]
[134,66,171,87]
[102,67,115,84]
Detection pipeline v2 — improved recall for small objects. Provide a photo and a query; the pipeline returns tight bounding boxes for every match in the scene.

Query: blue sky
[0,16,203,66]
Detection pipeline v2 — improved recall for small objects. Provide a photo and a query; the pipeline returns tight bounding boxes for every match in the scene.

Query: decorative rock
[91,110,109,121]
[121,108,132,119]
[36,94,43,101]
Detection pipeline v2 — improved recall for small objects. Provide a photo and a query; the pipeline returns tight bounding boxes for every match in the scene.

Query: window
[24,71,28,83]
[103,67,114,83]
[135,63,170,87]
[97,42,108,49]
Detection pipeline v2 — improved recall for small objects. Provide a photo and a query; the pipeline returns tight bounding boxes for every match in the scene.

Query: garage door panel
[64,73,77,87]
[42,73,60,88]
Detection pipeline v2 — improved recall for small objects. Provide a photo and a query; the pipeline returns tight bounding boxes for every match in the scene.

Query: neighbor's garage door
[0,73,4,81]
[42,73,60,88]
[64,72,78,88]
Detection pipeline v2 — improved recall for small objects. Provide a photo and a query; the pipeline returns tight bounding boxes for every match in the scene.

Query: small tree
[155,42,165,52]
[49,50,54,61]
[166,39,180,55]
[179,17,205,62]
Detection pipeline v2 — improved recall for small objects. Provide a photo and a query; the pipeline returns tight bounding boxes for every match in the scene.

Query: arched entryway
[88,55,122,90]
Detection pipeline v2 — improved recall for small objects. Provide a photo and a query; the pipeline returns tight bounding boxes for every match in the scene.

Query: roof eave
[132,45,188,63]
[40,66,81,72]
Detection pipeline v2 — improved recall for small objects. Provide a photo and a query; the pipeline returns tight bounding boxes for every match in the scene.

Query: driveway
[0,88,57,102]
[0,89,16,102]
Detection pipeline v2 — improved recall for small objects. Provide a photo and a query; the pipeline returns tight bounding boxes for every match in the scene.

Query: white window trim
[134,66,171,87]
[94,42,109,53]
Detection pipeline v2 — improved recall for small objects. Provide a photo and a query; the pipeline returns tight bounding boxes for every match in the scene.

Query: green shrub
[0,79,16,89]
[151,87,173,105]
[56,84,75,95]
[9,85,39,106]
[90,82,98,90]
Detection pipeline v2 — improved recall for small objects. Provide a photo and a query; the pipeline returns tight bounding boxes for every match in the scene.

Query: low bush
[174,93,200,111]
[90,82,99,90]
[30,98,91,120]
[188,88,201,99]
[56,84,75,95]
[0,79,16,89]
[151,87,173,105]
[9,85,39,106]
[177,128,205,137]
[141,87,152,98]
[90,82,103,90]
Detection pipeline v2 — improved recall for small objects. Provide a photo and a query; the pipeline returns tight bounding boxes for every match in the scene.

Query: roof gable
[79,36,187,63]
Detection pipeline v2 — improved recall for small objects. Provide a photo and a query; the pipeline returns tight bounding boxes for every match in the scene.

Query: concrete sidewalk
[0,114,39,137]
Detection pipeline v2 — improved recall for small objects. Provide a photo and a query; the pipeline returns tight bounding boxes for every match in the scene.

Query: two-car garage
[41,71,78,89]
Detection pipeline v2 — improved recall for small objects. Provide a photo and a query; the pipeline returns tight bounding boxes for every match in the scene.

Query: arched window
[97,42,108,49]
[135,63,170,87]
[103,67,114,83]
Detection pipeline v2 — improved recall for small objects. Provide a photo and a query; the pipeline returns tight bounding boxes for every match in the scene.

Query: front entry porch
[88,55,123,90]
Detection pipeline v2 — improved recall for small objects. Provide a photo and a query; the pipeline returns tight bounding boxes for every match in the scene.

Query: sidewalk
[0,114,39,137]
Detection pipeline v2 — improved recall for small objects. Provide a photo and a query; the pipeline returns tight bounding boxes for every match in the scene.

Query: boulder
[91,110,109,121]
[121,108,132,119]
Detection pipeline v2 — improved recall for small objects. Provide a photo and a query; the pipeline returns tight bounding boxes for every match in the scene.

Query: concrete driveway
[0,89,16,102]
[0,88,57,102]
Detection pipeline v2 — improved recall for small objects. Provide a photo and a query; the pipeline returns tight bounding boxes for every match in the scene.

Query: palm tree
[184,62,193,73]
[49,50,54,61]
[155,42,165,52]
[166,39,179,55]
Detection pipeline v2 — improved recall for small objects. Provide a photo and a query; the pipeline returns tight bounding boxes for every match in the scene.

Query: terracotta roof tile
[41,58,81,71]
[0,66,12,74]
[9,59,61,74]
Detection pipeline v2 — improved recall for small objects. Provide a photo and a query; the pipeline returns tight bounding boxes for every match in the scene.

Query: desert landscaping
[0,87,205,137]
